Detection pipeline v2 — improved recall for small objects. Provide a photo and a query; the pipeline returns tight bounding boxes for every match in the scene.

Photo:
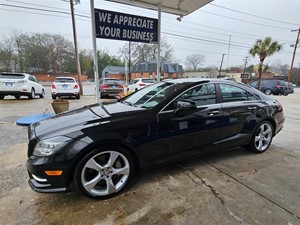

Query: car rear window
[105,79,123,84]
[0,74,25,79]
[55,78,75,83]
[278,80,287,86]
[141,79,156,83]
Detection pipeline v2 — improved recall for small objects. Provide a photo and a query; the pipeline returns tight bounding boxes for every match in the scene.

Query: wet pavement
[0,85,299,225]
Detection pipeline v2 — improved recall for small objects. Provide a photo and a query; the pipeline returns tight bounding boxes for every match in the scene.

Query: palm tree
[249,37,282,91]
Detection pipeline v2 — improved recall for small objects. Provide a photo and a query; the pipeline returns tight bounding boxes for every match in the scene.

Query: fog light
[32,174,48,183]
[45,170,63,176]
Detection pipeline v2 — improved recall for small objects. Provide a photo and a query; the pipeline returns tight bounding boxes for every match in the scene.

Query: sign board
[240,73,250,79]
[94,9,158,43]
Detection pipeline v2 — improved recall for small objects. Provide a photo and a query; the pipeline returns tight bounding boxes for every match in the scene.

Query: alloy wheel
[79,150,131,198]
[254,122,273,152]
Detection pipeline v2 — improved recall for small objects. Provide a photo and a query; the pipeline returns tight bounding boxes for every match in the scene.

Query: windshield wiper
[124,101,136,107]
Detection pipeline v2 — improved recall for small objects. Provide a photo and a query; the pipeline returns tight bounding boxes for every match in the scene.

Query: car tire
[76,94,80,99]
[52,94,56,100]
[248,121,274,153]
[264,89,272,95]
[28,88,35,99]
[135,88,138,92]
[0,95,4,100]
[14,95,21,99]
[74,146,134,199]
[39,89,45,98]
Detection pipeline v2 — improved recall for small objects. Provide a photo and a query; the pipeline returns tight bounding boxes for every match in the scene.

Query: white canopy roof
[105,0,212,16]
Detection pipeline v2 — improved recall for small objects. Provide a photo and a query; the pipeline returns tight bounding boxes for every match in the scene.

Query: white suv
[0,72,45,99]
[51,77,80,99]
[127,78,156,92]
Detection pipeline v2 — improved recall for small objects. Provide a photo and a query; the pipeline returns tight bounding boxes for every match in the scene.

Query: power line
[209,3,300,27]
[200,10,293,30]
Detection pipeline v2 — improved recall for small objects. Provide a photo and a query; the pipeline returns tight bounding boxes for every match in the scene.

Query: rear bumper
[0,90,29,95]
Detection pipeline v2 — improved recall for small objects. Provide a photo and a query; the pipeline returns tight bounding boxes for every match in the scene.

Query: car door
[149,83,223,163]
[218,83,261,149]
[29,75,42,94]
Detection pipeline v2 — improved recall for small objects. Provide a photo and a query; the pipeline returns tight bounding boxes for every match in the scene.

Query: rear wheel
[74,146,134,199]
[248,121,274,153]
[14,95,20,99]
[264,89,272,95]
[0,95,4,100]
[76,94,80,99]
[28,88,35,99]
[52,94,57,100]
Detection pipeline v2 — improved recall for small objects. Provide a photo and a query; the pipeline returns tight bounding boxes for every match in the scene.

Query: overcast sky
[1,0,300,69]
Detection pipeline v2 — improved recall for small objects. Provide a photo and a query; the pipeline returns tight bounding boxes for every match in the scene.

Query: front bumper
[26,156,71,193]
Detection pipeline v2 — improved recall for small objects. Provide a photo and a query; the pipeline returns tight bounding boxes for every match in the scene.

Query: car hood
[32,102,145,140]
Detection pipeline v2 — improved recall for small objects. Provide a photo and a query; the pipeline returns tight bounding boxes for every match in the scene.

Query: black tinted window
[55,78,75,83]
[164,83,216,111]
[0,74,25,79]
[220,84,255,102]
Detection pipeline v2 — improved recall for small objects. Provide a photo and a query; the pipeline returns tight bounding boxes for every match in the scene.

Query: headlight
[33,136,72,157]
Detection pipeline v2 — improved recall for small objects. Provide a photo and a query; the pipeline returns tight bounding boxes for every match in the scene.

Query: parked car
[51,77,80,100]
[127,78,156,92]
[0,72,45,99]
[286,82,295,95]
[26,78,285,199]
[99,78,124,98]
[249,79,288,95]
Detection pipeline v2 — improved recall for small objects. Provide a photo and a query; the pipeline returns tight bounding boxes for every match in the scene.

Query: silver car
[0,72,45,99]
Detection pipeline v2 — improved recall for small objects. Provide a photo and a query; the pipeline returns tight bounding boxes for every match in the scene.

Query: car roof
[55,77,76,79]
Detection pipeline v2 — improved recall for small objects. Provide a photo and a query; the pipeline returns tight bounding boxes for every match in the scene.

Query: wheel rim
[254,123,272,151]
[265,89,271,95]
[81,150,130,196]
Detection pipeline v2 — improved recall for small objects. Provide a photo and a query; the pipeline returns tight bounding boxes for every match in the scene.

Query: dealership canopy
[90,0,213,102]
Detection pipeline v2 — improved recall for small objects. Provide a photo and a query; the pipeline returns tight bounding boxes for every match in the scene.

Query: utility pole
[243,56,250,74]
[287,27,300,82]
[219,54,226,77]
[69,0,83,95]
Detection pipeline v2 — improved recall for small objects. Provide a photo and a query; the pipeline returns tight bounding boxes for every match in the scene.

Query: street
[0,84,299,225]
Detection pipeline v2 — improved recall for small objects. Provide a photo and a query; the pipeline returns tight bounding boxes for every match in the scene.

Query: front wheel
[248,121,274,153]
[39,89,45,98]
[74,146,134,199]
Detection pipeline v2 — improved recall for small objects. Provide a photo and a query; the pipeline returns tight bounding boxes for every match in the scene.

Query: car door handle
[208,110,219,116]
[248,106,257,111]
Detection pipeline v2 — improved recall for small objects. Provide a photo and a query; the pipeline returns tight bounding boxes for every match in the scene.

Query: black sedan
[26,78,285,199]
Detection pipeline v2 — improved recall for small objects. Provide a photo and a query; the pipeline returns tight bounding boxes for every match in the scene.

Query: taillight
[139,83,146,86]
[120,85,124,88]
[74,84,79,89]
[102,84,108,88]
[51,84,56,89]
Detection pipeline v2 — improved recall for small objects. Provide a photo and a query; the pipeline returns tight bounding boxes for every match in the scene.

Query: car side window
[164,83,216,111]
[29,76,37,83]
[220,84,257,102]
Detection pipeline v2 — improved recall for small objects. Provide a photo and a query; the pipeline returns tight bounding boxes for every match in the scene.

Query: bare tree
[185,53,206,71]
[0,35,16,71]
[118,37,174,64]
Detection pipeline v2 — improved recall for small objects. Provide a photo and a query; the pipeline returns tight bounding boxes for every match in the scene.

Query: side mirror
[176,100,197,109]
[174,100,197,117]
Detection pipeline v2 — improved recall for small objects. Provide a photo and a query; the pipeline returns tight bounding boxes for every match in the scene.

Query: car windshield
[55,78,75,83]
[0,74,25,79]
[104,79,123,84]
[123,82,177,108]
